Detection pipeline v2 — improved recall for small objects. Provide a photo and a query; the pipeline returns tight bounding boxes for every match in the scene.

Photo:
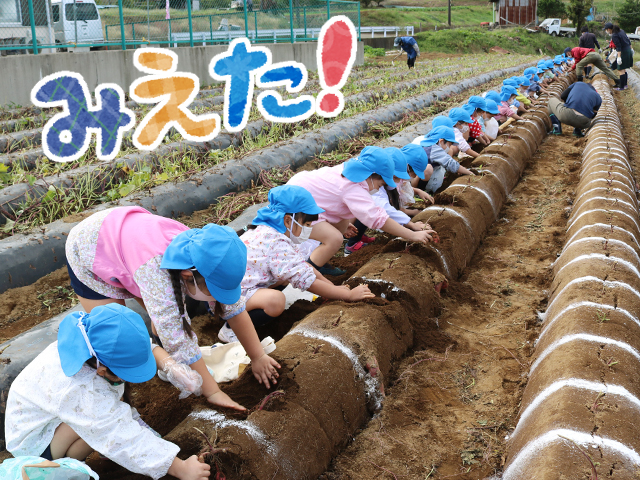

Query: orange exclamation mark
[316,16,357,118]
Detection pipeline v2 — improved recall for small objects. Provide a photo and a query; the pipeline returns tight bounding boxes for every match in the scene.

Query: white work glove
[161,357,203,399]
[617,56,622,65]
[599,48,603,53]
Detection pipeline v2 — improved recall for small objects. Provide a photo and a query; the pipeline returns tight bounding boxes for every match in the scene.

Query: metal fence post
[326,0,330,20]
[118,0,126,50]
[289,0,294,43]
[27,0,38,54]
[304,7,306,39]
[187,0,194,47]
[209,15,213,44]
[254,11,258,41]
[74,0,78,45]
[357,2,361,41]
[244,0,249,41]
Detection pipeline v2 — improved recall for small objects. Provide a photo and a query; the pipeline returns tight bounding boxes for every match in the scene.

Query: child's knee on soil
[247,289,286,317]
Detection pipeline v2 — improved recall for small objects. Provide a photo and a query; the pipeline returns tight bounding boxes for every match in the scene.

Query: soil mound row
[160,78,571,480]
[503,78,640,479]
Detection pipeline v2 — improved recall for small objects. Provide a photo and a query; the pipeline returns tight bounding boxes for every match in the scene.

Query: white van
[51,0,104,50]
[0,0,103,54]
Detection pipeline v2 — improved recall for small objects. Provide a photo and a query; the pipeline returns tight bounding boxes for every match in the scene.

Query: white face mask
[445,147,451,155]
[367,177,379,195]
[288,216,312,244]
[183,273,215,302]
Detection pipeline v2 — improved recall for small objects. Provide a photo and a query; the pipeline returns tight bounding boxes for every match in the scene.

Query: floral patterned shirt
[5,342,180,480]
[220,225,316,320]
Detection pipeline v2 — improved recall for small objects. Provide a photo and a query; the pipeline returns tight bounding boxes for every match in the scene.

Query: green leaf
[26,174,36,186]
[118,184,134,197]
[156,172,169,182]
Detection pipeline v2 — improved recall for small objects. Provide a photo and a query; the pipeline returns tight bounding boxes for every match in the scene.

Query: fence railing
[0,0,360,54]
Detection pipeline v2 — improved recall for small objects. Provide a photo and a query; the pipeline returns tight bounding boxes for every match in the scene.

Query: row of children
[3,58,553,479]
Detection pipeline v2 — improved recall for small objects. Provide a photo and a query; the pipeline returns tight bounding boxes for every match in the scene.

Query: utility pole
[448,0,451,27]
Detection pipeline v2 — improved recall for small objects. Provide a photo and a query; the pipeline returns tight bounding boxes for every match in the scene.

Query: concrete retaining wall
[0,41,364,107]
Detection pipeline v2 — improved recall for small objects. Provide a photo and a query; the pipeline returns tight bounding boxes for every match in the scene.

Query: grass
[414,27,577,55]
[361,5,491,28]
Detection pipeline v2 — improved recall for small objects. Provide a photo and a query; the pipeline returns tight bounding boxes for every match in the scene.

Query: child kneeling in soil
[287,146,434,276]
[448,107,480,159]
[345,148,432,255]
[411,125,473,193]
[4,304,210,480]
[216,185,376,342]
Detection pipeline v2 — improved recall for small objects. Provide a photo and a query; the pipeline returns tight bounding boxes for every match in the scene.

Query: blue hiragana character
[255,61,315,123]
[31,72,134,163]
[209,38,269,132]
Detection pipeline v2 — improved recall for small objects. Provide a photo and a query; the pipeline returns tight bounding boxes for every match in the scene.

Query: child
[65,206,280,410]
[398,144,436,212]
[497,86,524,121]
[412,125,473,193]
[217,185,375,339]
[346,148,431,255]
[466,96,492,146]
[448,107,480,159]
[287,146,434,275]
[515,77,532,109]
[5,304,210,480]
[482,99,500,140]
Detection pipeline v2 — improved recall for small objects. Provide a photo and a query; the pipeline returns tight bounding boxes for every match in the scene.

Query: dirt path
[321,130,587,479]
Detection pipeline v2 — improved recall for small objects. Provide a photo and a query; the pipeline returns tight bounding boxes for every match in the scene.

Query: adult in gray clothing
[548,81,602,137]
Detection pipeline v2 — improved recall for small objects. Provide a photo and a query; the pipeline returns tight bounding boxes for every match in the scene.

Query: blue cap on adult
[449,107,473,124]
[485,91,502,104]
[432,116,454,129]
[342,145,397,188]
[161,223,247,304]
[400,144,429,180]
[384,147,411,180]
[58,304,157,382]
[483,99,500,115]
[468,95,487,111]
[252,185,324,234]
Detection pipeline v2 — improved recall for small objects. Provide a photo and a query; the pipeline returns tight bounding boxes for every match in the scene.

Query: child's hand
[408,230,433,244]
[206,391,246,411]
[161,358,203,399]
[344,223,358,238]
[407,221,427,231]
[169,455,210,480]
[348,284,376,301]
[252,354,281,389]
[416,190,434,204]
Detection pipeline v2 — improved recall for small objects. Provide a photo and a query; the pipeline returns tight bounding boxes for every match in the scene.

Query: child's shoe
[360,234,376,244]
[344,241,366,256]
[317,263,346,276]
[218,323,239,343]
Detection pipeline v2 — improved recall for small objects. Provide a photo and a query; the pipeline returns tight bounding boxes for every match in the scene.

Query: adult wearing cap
[65,206,278,411]
[219,185,374,341]
[5,304,210,480]
[564,46,620,84]
[548,81,602,137]
[393,36,420,69]
[448,106,480,158]
[604,22,633,90]
[411,126,472,193]
[287,146,434,273]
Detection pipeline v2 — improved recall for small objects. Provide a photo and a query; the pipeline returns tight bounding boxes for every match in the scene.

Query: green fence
[0,0,360,55]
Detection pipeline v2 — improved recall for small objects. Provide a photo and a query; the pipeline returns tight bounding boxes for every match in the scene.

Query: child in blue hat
[448,107,480,159]
[411,126,474,193]
[287,146,434,275]
[216,185,375,342]
[4,304,210,480]
[65,206,278,410]
[400,144,436,212]
[481,99,501,141]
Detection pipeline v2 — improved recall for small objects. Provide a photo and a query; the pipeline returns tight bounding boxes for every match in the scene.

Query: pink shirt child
[66,207,204,365]
[287,163,389,229]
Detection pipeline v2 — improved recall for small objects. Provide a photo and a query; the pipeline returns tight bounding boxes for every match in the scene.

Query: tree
[567,0,592,37]
[538,0,566,19]
[360,0,373,8]
[615,0,640,33]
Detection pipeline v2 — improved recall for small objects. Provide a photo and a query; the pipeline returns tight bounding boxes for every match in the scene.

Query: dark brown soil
[0,267,76,343]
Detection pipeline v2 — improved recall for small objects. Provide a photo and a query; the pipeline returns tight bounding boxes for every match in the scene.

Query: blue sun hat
[384,148,411,180]
[484,91,502,104]
[503,78,519,87]
[500,85,518,102]
[523,67,537,76]
[483,99,500,115]
[161,224,247,304]
[252,185,324,234]
[449,107,473,124]
[520,76,531,87]
[553,56,563,65]
[545,59,555,69]
[419,126,458,147]
[58,304,156,383]
[462,103,475,115]
[468,95,487,112]
[401,144,430,180]
[343,145,396,188]
[431,116,454,129]
[533,74,541,82]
